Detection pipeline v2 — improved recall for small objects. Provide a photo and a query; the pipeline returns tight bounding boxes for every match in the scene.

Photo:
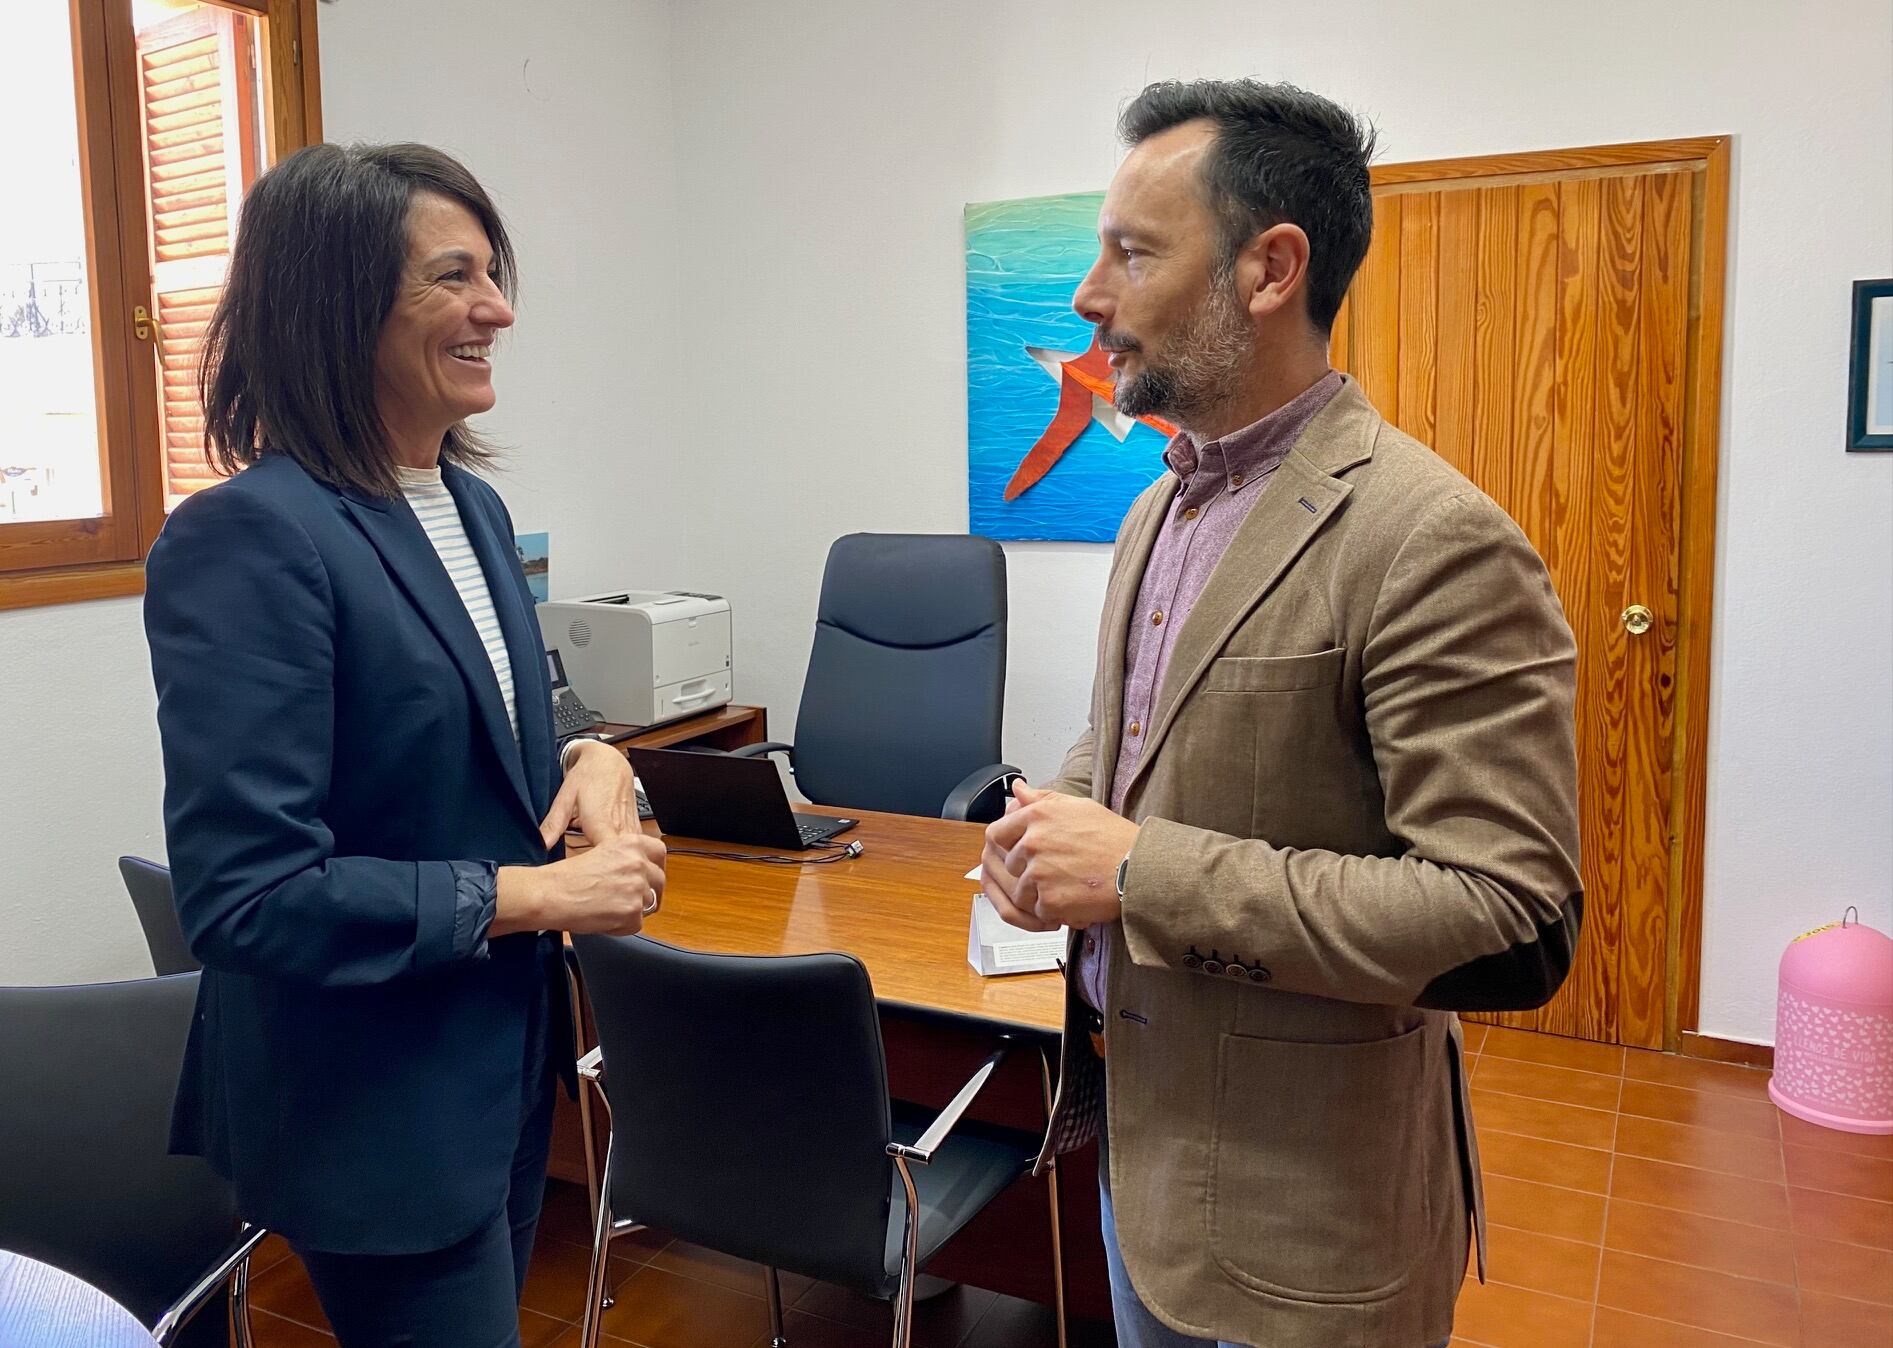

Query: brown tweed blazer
[1037,378,1582,1348]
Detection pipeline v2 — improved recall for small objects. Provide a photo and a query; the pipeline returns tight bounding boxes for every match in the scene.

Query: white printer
[535,590,732,728]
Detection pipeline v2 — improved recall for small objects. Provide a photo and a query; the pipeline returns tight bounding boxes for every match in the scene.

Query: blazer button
[1201,959,1225,976]
[1248,966,1272,984]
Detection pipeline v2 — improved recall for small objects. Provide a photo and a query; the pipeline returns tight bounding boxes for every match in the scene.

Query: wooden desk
[642,809,1063,1033]
[549,808,1109,1319]
[593,703,768,754]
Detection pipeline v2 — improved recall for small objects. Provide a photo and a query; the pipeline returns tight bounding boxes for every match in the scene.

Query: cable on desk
[662,841,864,865]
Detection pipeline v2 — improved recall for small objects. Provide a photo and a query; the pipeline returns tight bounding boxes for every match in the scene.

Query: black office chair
[570,935,1062,1348]
[117,856,198,976]
[0,973,263,1347]
[730,533,1022,822]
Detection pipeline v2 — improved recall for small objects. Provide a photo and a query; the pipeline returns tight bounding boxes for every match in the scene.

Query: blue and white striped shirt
[395,464,518,741]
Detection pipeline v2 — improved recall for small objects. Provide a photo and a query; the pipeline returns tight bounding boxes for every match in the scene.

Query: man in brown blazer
[981,80,1583,1348]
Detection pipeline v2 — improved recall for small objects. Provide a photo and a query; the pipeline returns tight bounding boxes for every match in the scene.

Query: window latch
[132,305,162,344]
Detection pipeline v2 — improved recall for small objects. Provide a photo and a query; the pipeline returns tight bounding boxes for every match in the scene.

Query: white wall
[313,0,687,593]
[662,0,1893,1045]
[0,0,684,984]
[6,0,1888,1047]
[0,600,167,982]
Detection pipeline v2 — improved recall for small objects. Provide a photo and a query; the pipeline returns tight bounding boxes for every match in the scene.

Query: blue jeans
[1098,1144,1451,1348]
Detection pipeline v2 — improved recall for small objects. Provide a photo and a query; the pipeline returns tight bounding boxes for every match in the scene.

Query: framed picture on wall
[1848,278,1893,451]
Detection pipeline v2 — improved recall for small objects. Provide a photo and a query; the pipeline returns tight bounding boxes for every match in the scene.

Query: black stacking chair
[0,972,262,1346]
[117,856,198,976]
[729,533,1022,822]
[571,935,1062,1348]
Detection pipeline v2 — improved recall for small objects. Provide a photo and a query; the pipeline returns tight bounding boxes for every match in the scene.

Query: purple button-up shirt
[1073,370,1345,1016]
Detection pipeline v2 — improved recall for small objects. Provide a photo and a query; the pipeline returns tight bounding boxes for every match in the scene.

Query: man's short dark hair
[200,142,517,498]
[1120,79,1376,334]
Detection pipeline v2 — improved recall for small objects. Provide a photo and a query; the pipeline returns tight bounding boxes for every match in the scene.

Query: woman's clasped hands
[494,742,666,937]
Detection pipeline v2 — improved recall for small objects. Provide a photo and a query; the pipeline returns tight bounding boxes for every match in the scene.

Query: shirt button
[1231,473,1245,488]
[1085,934,1096,952]
[1183,507,1200,521]
[1128,720,1141,737]
[1151,610,1164,626]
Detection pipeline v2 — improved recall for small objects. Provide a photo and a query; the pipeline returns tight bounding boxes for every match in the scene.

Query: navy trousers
[292,978,560,1348]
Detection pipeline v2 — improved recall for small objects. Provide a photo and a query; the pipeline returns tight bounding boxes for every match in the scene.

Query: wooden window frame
[0,0,321,612]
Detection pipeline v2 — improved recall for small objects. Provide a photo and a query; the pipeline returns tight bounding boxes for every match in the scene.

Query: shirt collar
[1163,368,1347,491]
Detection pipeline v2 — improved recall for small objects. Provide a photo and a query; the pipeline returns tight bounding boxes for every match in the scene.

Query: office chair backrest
[0,973,237,1328]
[573,935,898,1296]
[118,856,198,976]
[794,533,1007,817]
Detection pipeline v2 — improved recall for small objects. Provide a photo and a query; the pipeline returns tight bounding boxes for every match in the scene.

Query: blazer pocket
[1207,1025,1431,1301]
[1203,646,1345,694]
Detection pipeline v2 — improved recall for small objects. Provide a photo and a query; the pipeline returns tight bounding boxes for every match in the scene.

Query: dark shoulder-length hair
[199,142,518,498]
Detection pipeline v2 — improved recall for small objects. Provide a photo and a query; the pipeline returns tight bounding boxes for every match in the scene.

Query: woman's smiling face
[372,191,515,455]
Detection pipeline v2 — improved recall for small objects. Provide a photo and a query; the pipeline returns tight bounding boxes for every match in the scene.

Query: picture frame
[1847,277,1893,451]
[965,192,1171,542]
[514,531,550,602]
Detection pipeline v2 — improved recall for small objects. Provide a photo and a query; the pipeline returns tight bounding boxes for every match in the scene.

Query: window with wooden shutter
[0,0,320,610]
[136,3,261,508]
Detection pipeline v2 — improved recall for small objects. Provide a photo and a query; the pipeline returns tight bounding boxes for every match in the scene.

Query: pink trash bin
[1769,908,1893,1135]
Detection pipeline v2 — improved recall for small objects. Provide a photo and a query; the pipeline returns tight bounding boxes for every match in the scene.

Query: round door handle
[1621,604,1654,636]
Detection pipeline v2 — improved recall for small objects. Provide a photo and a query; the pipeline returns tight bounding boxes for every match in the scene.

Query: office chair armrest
[941,763,1025,823]
[152,1223,268,1344]
[887,1044,1012,1166]
[725,741,795,763]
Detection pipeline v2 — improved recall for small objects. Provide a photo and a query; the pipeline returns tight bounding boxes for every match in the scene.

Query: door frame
[1349,137,1732,1052]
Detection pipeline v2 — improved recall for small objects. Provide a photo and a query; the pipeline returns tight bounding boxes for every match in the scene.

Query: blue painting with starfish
[965,191,1176,542]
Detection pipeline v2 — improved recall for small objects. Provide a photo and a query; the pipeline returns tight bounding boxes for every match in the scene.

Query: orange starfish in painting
[1003,334,1179,500]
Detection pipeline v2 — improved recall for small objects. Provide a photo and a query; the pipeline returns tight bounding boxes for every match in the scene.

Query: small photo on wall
[515,531,549,602]
[1847,278,1893,451]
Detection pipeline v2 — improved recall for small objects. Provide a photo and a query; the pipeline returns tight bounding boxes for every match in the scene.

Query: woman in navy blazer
[144,144,666,1348]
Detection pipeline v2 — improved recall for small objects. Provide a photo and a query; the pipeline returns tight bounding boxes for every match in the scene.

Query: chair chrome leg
[763,1266,788,1347]
[577,1073,602,1231]
[570,971,604,1234]
[1038,1045,1069,1348]
[890,1159,923,1348]
[1042,1156,1069,1348]
[230,1254,255,1348]
[579,1138,616,1348]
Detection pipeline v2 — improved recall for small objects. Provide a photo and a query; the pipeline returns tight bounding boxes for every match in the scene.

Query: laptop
[627,746,858,850]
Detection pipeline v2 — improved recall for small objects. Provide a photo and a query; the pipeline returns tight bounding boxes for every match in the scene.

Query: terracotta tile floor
[1451,1024,1892,1348]
[243,1184,1115,1348]
[244,1027,1893,1348]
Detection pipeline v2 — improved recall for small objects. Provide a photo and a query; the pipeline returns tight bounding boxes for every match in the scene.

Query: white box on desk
[967,891,1067,976]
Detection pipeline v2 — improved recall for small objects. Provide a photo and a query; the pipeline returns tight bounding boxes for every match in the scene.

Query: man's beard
[1107,275,1251,432]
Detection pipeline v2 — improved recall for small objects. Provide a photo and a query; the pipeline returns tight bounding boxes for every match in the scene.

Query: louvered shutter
[136,6,259,507]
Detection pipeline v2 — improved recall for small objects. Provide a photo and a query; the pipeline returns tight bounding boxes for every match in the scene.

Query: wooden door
[1331,139,1729,1049]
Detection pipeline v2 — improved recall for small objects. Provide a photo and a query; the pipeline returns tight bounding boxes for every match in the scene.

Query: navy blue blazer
[144,453,571,1256]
